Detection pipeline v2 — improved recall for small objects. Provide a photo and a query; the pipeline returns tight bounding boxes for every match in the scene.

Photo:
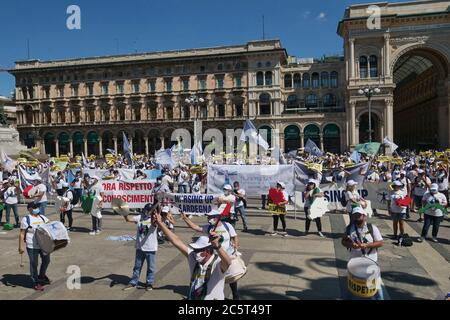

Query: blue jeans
[39,202,47,216]
[26,248,51,285]
[5,203,19,225]
[235,206,248,229]
[129,249,156,286]
[421,214,442,238]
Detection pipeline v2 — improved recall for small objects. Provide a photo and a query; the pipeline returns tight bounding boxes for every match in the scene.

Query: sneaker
[270,232,278,236]
[417,218,423,222]
[432,237,438,243]
[95,230,101,235]
[89,231,96,235]
[417,237,424,243]
[318,232,325,238]
[33,284,45,291]
[145,284,153,291]
[38,276,51,285]
[66,227,72,232]
[242,228,248,233]
[283,233,289,237]
[122,284,136,291]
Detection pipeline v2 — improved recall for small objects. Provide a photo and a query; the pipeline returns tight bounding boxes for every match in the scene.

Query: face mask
[224,190,231,196]
[208,218,216,225]
[32,209,40,214]
[195,252,205,263]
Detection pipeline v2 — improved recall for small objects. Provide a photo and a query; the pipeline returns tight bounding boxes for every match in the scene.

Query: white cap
[392,180,404,187]
[223,184,232,191]
[161,206,170,213]
[189,236,212,250]
[62,182,69,188]
[352,206,367,215]
[277,181,286,189]
[430,183,439,193]
[307,179,316,185]
[417,169,425,174]
[347,180,358,186]
[206,209,221,217]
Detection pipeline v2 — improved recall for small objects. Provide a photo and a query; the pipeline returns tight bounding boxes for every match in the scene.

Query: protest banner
[156,193,220,216]
[100,180,156,209]
[207,165,295,196]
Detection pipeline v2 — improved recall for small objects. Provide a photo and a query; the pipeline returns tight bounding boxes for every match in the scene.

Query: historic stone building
[8,0,450,156]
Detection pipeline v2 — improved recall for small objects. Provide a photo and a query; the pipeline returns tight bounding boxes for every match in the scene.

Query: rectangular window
[148,81,156,93]
[101,83,109,95]
[199,79,206,90]
[71,86,78,97]
[87,84,94,96]
[234,76,242,88]
[235,104,243,116]
[165,80,172,92]
[218,104,225,117]
[133,82,140,93]
[183,79,189,91]
[216,77,224,89]
[116,83,124,94]
[58,87,64,98]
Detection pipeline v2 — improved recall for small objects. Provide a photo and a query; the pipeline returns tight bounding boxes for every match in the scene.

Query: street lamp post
[358,87,381,143]
[185,95,206,148]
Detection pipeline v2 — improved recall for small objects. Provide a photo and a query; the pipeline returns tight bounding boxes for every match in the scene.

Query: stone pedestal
[0,126,27,155]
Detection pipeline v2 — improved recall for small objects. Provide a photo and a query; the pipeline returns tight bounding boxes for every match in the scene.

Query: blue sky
[0,0,406,96]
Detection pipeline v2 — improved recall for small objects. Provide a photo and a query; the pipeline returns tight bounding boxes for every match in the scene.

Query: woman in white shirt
[4,180,20,227]
[345,180,365,219]
[418,184,447,243]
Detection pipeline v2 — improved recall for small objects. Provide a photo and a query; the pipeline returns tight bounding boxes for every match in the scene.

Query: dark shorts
[413,195,423,208]
[391,212,407,222]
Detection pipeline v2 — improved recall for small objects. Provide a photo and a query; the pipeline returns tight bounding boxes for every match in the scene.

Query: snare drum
[347,257,380,298]
[35,221,70,255]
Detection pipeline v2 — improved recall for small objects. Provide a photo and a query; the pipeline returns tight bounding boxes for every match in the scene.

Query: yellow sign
[268,203,287,215]
[377,156,390,163]
[307,163,323,172]
[347,273,379,298]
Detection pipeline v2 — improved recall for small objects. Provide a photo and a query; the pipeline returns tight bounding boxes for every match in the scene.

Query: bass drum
[225,254,247,284]
[35,221,70,255]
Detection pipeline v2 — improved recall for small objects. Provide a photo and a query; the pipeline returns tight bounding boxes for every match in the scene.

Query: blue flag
[239,120,269,150]
[122,132,133,165]
[350,150,361,164]
[304,139,323,157]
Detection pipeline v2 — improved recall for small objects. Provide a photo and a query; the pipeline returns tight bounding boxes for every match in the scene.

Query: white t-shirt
[435,171,448,192]
[234,189,246,208]
[72,177,82,189]
[89,183,105,196]
[422,192,447,217]
[345,190,361,212]
[187,249,225,300]
[413,176,431,196]
[220,194,236,214]
[347,223,382,262]
[201,222,237,256]
[20,214,50,249]
[161,175,173,186]
[55,177,64,190]
[36,183,48,203]
[390,190,407,213]
[4,186,18,205]
[178,171,189,186]
[62,189,74,211]
[133,214,158,252]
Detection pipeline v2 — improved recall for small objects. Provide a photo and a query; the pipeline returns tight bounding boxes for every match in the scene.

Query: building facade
[8,0,450,156]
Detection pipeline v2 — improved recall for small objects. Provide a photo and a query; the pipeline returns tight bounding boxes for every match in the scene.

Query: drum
[347,257,380,298]
[309,197,329,220]
[81,194,95,214]
[35,221,70,255]
[225,254,247,284]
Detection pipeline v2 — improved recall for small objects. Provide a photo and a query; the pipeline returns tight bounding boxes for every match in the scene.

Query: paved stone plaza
[0,204,448,300]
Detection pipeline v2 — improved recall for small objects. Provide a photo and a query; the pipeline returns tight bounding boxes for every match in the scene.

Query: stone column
[113,137,118,154]
[349,100,357,146]
[300,133,305,148]
[55,139,60,158]
[160,136,165,149]
[319,133,324,151]
[83,139,88,156]
[384,34,391,77]
[349,38,355,79]
[144,137,149,156]
[69,139,74,155]
[129,137,133,153]
[384,98,394,141]
[99,139,103,157]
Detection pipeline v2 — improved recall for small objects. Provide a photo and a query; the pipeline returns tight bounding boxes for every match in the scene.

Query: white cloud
[316,12,327,21]
[302,11,311,19]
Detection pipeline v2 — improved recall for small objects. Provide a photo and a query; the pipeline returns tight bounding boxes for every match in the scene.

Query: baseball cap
[307,179,316,185]
[392,180,404,187]
[223,184,232,191]
[189,236,212,250]
[62,182,69,188]
[430,183,439,193]
[417,169,425,174]
[277,181,286,189]
[161,206,170,213]
[347,180,358,186]
[206,209,221,217]
[352,206,366,215]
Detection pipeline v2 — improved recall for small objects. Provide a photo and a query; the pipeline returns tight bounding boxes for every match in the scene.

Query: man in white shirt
[412,169,431,222]
[233,181,248,232]
[177,168,190,194]
[60,182,74,231]
[18,202,51,291]
[33,177,48,216]
[155,210,231,300]
[418,183,447,243]
[123,203,159,291]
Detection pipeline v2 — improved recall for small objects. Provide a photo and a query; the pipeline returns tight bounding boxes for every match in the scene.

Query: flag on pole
[81,152,88,168]
[239,120,269,150]
[383,137,399,152]
[354,142,381,155]
[190,141,203,165]
[350,150,361,164]
[122,132,133,165]
[304,139,323,157]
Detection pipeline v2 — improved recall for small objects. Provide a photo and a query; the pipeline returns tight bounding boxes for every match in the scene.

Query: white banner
[294,181,391,211]
[207,165,295,196]
[157,193,220,216]
[100,180,157,209]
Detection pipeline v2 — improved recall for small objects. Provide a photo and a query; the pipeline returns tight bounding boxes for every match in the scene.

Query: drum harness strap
[189,254,219,300]
[346,222,376,256]
[25,214,47,237]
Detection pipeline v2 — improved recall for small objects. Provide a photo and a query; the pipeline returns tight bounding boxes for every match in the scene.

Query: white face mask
[208,218,216,225]
[195,252,205,263]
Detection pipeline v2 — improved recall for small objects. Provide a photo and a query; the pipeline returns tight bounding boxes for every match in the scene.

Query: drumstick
[20,253,24,267]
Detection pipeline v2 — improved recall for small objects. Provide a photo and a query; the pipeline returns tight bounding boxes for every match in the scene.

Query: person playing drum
[181,209,241,300]
[18,202,51,291]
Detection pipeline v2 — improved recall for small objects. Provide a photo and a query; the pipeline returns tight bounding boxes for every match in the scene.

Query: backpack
[398,233,413,247]
[345,222,377,255]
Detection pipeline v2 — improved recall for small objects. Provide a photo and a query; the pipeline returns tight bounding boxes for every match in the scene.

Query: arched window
[323,94,336,107]
[312,73,320,88]
[304,124,321,148]
[303,73,310,88]
[359,56,368,78]
[265,71,273,86]
[305,94,318,109]
[58,132,70,155]
[256,72,264,86]
[260,125,272,148]
[44,132,56,156]
[323,124,341,153]
[293,73,301,88]
[284,74,292,88]
[265,61,271,67]
[259,93,271,115]
[257,62,262,68]
[369,55,378,78]
[330,71,338,88]
[73,132,83,156]
[284,125,300,152]
[287,95,298,109]
[321,72,329,88]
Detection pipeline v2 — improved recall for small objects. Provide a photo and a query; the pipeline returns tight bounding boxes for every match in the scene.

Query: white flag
[0,148,17,173]
[383,137,398,152]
